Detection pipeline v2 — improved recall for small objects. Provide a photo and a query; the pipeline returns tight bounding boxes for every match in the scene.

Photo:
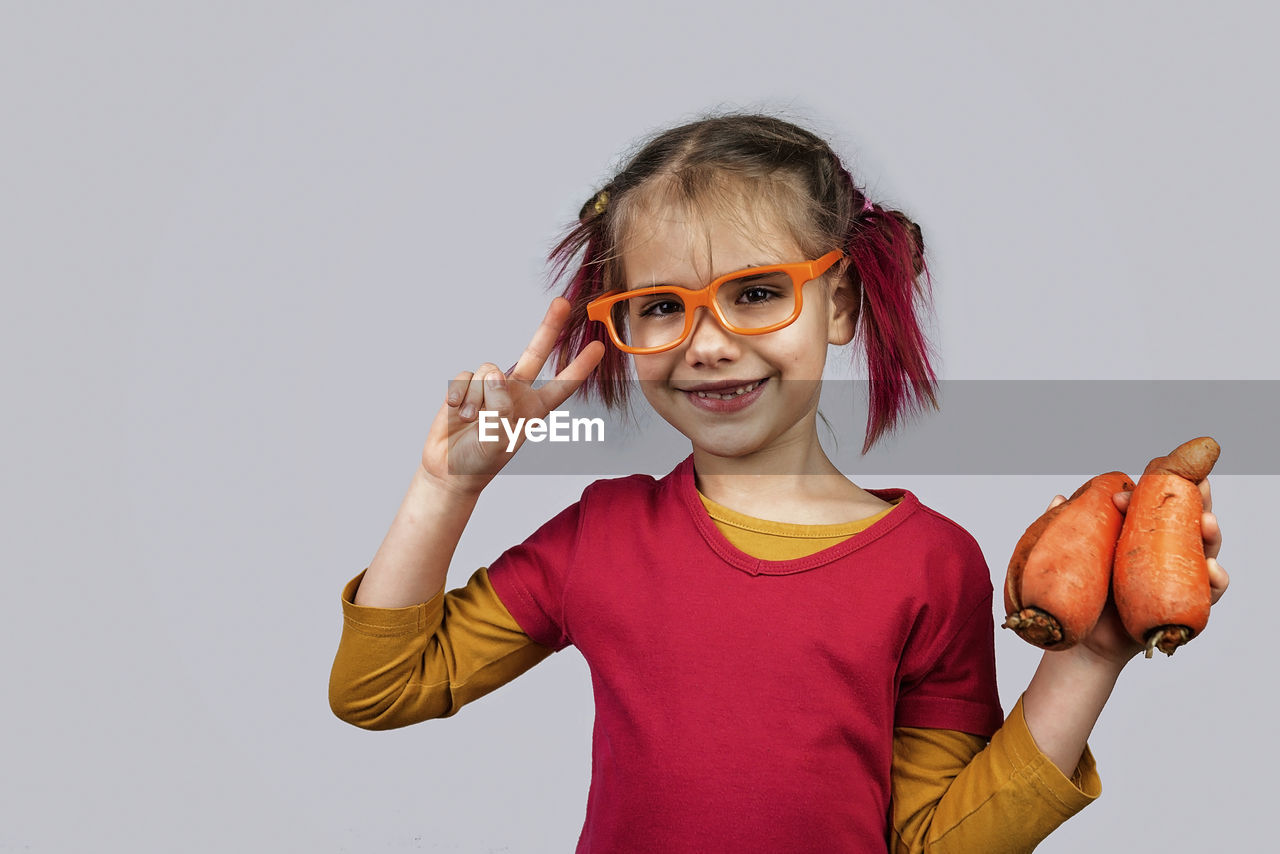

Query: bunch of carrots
[1004,436,1220,658]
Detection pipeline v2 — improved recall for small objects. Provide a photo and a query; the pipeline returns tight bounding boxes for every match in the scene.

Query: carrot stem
[1003,608,1064,647]
[1144,625,1192,658]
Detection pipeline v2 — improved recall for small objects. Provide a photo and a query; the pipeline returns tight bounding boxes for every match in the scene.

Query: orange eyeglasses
[586,250,844,355]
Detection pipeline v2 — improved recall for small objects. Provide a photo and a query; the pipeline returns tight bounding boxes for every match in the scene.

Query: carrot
[1004,471,1135,649]
[1113,436,1220,657]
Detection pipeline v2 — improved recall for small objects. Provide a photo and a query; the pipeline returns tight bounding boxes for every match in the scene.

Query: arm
[355,298,605,609]
[353,467,481,609]
[888,549,1090,854]
[1020,646,1122,774]
[892,480,1227,851]
[890,703,1100,854]
[329,298,603,723]
[330,565,551,728]
[1021,480,1228,775]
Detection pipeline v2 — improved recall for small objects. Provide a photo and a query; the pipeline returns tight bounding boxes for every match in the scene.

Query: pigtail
[548,188,630,410]
[844,190,940,454]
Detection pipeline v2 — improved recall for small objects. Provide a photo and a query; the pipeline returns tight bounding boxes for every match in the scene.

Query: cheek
[774,324,831,373]
[631,353,670,384]
[635,369,680,418]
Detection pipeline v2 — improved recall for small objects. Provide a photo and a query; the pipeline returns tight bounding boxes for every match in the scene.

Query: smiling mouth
[690,379,764,400]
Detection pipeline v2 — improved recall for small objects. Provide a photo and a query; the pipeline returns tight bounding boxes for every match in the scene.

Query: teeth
[695,381,760,400]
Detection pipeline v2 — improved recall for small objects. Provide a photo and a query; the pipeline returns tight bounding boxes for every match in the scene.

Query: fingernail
[460,404,474,419]
[447,392,459,405]
[486,373,504,389]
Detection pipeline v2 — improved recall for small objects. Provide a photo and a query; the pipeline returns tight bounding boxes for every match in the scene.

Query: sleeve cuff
[1004,694,1102,806]
[894,693,1006,739]
[339,569,445,637]
[485,564,568,650]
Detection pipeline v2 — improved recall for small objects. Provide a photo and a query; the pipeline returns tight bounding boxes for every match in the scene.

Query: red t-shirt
[487,456,1003,853]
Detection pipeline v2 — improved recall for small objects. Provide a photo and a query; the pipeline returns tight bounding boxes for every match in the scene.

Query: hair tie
[835,161,874,216]
[593,190,610,215]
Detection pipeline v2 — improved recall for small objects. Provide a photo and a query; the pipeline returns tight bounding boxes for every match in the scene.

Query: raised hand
[420,297,605,496]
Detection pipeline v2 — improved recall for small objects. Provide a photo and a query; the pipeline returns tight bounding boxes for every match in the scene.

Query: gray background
[4,2,1274,851]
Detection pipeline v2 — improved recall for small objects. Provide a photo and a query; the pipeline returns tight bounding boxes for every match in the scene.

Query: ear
[826,266,858,346]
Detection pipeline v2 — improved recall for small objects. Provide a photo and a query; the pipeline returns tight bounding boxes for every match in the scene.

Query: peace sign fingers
[508,297,575,385]
[508,297,606,411]
[536,339,607,412]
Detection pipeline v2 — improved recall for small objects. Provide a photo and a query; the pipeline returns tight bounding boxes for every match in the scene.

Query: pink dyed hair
[549,114,939,454]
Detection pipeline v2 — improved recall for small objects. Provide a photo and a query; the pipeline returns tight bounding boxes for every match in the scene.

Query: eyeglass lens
[612,271,798,349]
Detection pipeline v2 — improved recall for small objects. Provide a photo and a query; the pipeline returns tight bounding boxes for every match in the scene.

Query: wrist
[415,463,489,503]
[1070,639,1138,675]
[1034,643,1129,697]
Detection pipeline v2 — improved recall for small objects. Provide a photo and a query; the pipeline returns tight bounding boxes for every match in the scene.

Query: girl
[329,114,1228,852]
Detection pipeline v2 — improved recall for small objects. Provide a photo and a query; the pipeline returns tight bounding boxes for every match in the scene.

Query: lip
[680,377,769,413]
[679,378,766,393]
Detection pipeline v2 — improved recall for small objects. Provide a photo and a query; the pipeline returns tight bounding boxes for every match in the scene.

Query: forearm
[354,467,481,608]
[1021,645,1126,775]
[330,565,551,728]
[891,701,1100,854]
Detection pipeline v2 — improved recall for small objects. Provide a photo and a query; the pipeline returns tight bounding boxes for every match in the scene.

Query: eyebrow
[628,262,781,290]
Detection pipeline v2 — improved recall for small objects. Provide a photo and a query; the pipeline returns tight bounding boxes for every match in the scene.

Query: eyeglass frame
[585,249,846,355]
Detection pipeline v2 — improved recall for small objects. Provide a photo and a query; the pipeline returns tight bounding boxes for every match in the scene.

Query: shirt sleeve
[484,496,586,650]
[328,565,551,730]
[889,695,1101,853]
[894,581,1006,737]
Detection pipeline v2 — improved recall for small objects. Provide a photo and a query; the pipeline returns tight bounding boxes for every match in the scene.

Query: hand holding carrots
[1005,437,1230,664]
[1053,476,1227,665]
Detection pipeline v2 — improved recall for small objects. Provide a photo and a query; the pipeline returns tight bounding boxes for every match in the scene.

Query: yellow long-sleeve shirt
[331,493,1099,852]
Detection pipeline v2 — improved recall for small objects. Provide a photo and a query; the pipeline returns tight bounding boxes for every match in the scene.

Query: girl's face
[620,199,856,464]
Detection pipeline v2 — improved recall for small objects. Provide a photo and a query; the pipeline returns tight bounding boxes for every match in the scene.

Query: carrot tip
[1144,626,1193,658]
[1003,608,1065,649]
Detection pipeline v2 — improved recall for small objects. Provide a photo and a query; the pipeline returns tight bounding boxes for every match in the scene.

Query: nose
[682,306,740,367]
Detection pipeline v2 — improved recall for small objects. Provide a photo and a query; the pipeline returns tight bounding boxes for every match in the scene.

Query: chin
[686,423,792,462]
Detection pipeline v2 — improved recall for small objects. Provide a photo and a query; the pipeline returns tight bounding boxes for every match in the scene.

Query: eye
[737,285,780,305]
[637,296,684,318]
[725,272,791,305]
